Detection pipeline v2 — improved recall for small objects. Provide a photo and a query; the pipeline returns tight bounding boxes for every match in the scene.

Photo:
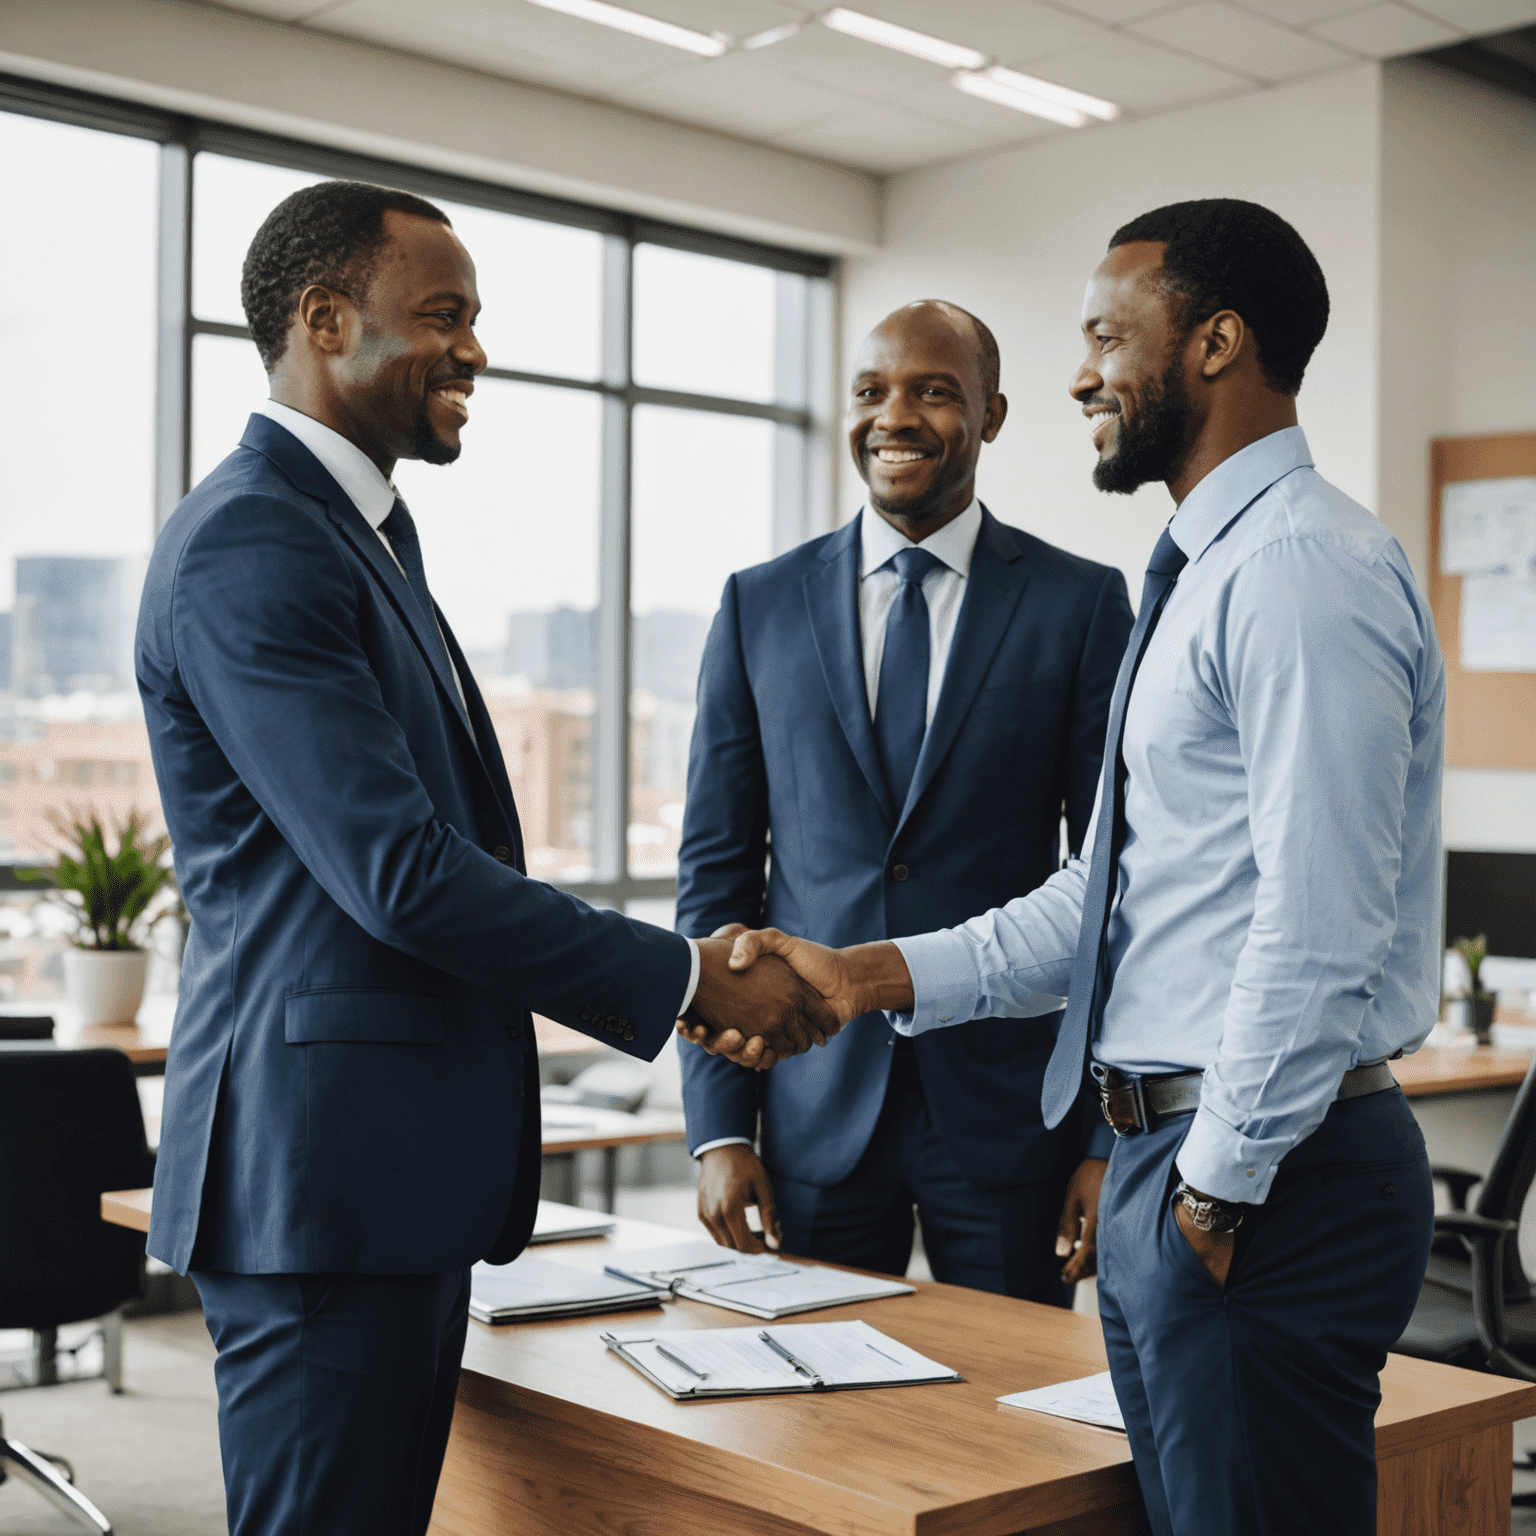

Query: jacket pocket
[284,987,446,1045]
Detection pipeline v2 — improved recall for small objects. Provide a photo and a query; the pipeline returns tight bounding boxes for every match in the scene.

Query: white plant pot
[64,948,150,1027]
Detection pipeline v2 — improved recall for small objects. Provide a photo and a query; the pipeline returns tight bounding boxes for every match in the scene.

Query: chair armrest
[1441,1212,1536,1382]
[1435,1211,1518,1240]
[1430,1165,1485,1211]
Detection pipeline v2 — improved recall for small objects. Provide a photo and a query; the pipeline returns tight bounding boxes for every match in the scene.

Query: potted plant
[21,811,177,1027]
[1453,933,1497,1046]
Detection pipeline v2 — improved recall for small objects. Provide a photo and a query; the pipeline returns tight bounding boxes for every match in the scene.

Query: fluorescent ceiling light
[820,8,986,71]
[742,22,802,50]
[526,0,728,56]
[983,66,1119,122]
[955,66,1119,127]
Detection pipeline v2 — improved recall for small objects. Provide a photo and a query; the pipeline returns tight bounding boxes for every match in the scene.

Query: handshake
[676,925,916,1069]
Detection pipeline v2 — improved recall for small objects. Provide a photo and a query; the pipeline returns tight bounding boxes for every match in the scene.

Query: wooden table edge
[101,1187,153,1234]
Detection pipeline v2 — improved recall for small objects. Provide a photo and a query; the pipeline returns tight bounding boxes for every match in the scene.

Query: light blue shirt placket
[891,427,1446,1203]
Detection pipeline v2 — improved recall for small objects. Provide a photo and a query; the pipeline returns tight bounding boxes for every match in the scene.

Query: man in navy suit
[677,302,1133,1300]
[137,181,830,1536]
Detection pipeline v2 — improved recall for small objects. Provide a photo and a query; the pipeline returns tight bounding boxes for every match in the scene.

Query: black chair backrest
[0,1049,155,1330]
[1474,1052,1536,1299]
[0,1016,55,1041]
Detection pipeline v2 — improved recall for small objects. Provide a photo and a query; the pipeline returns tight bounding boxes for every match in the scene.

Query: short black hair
[241,180,451,371]
[1108,199,1328,396]
[916,300,1001,398]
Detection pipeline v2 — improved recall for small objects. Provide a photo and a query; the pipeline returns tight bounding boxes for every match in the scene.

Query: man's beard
[411,401,461,466]
[1093,353,1189,495]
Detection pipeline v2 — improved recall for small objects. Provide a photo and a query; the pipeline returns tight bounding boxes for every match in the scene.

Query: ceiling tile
[1045,0,1192,28]
[1402,0,1536,33]
[1130,2,1357,76]
[310,0,709,94]
[770,102,994,172]
[1310,2,1461,52]
[891,78,1072,141]
[1023,33,1251,110]
[847,0,1110,60]
[742,18,961,94]
[611,52,856,137]
[1239,0,1383,25]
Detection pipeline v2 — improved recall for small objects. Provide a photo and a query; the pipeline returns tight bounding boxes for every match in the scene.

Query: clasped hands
[678,926,913,1070]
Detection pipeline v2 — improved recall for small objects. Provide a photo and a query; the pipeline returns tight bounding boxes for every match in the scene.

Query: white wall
[1379,59,1536,852]
[0,0,880,257]
[840,66,1384,598]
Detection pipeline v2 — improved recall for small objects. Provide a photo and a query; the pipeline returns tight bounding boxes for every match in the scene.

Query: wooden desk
[0,995,175,1075]
[1396,1045,1533,1098]
[538,1106,687,1212]
[100,1187,152,1234]
[427,1216,1536,1536]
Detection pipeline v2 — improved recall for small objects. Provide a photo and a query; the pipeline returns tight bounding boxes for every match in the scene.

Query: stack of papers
[529,1200,615,1244]
[470,1255,667,1324]
[605,1241,914,1319]
[603,1319,960,1400]
[997,1371,1126,1432]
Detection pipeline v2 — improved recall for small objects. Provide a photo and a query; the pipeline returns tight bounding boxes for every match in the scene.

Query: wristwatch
[1173,1181,1245,1234]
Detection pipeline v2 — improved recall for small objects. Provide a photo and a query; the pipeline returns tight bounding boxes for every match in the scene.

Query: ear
[1195,309,1247,381]
[982,392,1008,443]
[294,283,357,359]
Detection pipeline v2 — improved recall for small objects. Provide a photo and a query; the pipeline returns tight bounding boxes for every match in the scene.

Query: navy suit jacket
[137,415,691,1275]
[677,508,1132,1190]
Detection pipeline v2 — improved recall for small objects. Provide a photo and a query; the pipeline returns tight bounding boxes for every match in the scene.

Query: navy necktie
[874,546,943,813]
[380,498,454,680]
[1040,526,1190,1129]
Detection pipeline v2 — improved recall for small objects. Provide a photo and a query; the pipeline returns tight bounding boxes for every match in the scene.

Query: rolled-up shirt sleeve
[1175,537,1423,1203]
[889,839,1092,1036]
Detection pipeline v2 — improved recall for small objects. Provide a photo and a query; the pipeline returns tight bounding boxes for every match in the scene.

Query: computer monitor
[1444,850,1536,959]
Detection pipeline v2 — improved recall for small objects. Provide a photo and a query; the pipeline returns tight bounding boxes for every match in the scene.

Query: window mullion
[153,139,193,532]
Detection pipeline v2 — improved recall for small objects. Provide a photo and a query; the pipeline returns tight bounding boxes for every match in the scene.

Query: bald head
[847,299,1007,538]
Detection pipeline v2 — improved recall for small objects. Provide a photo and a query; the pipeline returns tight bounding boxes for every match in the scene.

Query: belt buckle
[1092,1065,1147,1137]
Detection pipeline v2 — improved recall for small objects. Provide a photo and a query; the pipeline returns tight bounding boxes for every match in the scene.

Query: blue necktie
[874,546,943,812]
[1040,526,1189,1129]
[380,498,455,681]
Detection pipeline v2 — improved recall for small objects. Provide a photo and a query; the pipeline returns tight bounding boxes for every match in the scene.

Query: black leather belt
[1092,1059,1399,1137]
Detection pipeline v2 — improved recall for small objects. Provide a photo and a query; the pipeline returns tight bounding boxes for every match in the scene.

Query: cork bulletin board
[1427,432,1536,769]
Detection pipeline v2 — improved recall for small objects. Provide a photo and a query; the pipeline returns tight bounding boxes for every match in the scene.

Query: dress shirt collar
[1168,426,1313,566]
[256,399,397,530]
[859,497,982,580]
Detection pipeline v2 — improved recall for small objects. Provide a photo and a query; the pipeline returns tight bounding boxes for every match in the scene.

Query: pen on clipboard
[655,1344,708,1380]
[758,1329,818,1380]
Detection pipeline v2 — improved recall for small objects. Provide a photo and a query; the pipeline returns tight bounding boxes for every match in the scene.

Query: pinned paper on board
[1442,478,1536,674]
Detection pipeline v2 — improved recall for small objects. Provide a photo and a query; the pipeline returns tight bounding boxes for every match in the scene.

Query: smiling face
[847,304,1004,535]
[324,210,487,471]
[1071,241,1196,495]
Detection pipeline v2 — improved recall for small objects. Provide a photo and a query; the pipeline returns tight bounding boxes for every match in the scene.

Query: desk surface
[437,1216,1536,1536]
[538,1105,686,1153]
[0,994,175,1067]
[1397,1044,1533,1098]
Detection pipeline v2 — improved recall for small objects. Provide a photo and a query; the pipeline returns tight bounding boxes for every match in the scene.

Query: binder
[602,1319,960,1400]
[529,1200,616,1244]
[469,1255,667,1324]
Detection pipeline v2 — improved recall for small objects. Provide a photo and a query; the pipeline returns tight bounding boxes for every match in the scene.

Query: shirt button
[1246,1168,1255,1178]
[939,1014,953,1023]
[494,846,512,862]
[891,864,910,882]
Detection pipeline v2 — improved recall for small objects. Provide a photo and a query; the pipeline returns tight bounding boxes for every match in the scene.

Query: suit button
[493,846,512,862]
[623,1025,637,1042]
[505,1023,522,1041]
[891,864,909,882]
[579,1007,593,1024]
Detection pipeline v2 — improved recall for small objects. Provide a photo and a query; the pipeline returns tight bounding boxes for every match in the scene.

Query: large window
[0,79,832,1000]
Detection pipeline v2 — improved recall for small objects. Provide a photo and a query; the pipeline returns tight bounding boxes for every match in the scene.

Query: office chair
[1395,1051,1536,1507]
[0,1047,156,1535]
[0,1015,54,1041]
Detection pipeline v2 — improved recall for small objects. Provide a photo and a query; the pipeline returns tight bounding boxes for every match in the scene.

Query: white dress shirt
[254,400,701,1016]
[890,429,1444,1203]
[691,498,984,1160]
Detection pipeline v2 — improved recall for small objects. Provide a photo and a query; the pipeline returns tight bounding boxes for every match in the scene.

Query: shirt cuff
[885,930,981,1036]
[1174,1103,1282,1204]
[691,1136,753,1159]
[678,937,701,1017]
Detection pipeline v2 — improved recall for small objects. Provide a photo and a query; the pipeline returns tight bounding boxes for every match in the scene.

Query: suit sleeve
[674,573,768,1151]
[157,493,689,1059]
[1064,567,1134,855]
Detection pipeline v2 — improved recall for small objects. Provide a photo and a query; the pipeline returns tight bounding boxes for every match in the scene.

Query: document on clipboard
[602,1319,960,1400]
[604,1240,914,1318]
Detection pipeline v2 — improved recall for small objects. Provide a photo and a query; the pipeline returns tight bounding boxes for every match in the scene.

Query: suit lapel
[803,517,896,824]
[895,507,1028,836]
[240,415,476,744]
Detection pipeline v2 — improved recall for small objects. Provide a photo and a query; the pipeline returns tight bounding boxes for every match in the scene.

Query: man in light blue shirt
[685,200,1443,1536]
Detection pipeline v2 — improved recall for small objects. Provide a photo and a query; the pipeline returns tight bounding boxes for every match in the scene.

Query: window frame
[0,72,837,910]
